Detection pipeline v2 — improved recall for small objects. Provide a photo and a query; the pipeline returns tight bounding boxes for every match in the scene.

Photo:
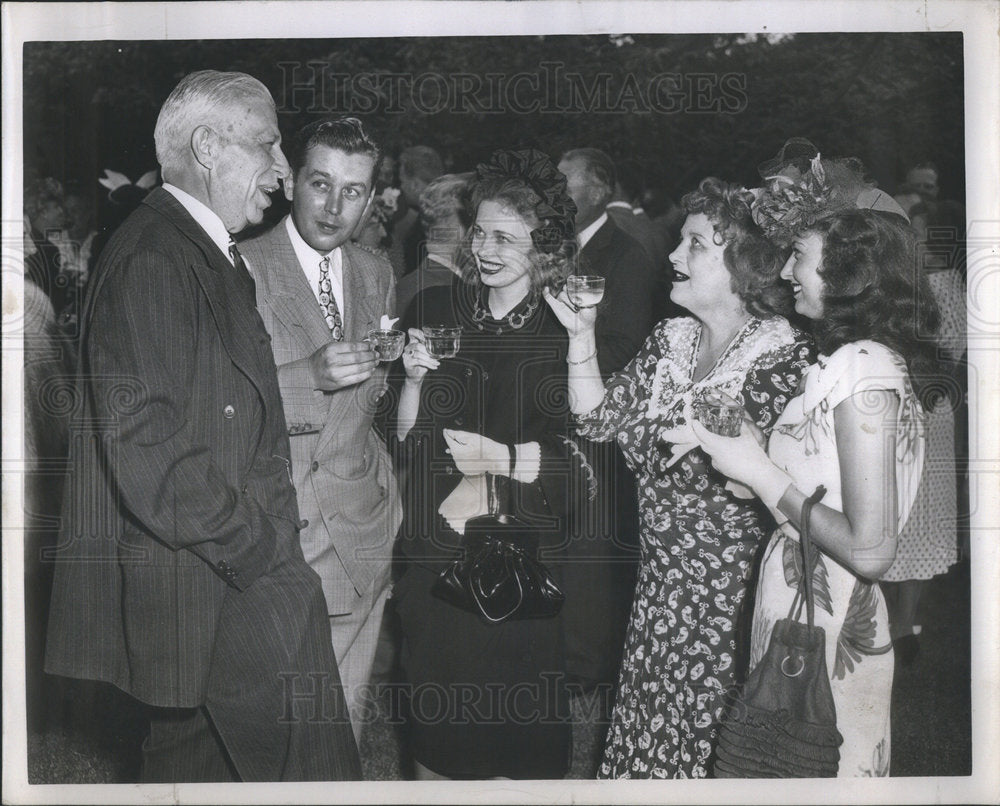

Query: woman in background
[395,171,474,318]
[880,198,965,662]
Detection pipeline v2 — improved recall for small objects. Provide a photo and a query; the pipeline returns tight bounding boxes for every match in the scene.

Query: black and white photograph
[3,1,998,803]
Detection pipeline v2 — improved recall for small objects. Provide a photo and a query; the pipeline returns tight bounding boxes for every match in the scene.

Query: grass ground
[23,560,970,784]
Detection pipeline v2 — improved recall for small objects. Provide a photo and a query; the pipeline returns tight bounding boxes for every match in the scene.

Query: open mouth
[478,260,504,276]
[790,283,802,296]
[671,269,689,282]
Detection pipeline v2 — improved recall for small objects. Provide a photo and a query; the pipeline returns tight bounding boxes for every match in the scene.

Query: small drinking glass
[693,397,743,437]
[566,275,606,308]
[422,325,462,359]
[367,329,405,362]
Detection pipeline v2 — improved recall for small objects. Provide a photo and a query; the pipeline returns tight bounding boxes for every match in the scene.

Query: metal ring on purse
[781,653,806,678]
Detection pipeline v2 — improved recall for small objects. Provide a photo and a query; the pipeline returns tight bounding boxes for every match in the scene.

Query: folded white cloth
[438,474,490,535]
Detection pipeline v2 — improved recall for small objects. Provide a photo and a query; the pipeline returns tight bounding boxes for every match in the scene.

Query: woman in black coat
[390,149,596,779]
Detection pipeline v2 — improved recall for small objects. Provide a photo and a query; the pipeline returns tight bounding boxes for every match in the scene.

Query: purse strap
[470,538,526,624]
[796,484,828,629]
[487,470,515,519]
[487,472,500,517]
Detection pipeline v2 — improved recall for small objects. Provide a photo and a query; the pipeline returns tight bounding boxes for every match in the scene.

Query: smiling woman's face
[780,230,825,319]
[470,199,535,296]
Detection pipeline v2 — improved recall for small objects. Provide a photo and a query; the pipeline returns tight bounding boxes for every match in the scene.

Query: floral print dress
[581,315,812,779]
[751,341,925,777]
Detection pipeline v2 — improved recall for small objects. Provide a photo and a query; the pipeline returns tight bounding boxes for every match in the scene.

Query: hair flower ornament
[751,138,907,243]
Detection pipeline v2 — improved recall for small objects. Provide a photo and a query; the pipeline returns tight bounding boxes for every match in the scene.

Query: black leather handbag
[432,474,565,624]
[714,485,845,778]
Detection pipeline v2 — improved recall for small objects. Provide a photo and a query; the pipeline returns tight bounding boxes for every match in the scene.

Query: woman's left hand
[443,429,508,476]
[686,400,772,488]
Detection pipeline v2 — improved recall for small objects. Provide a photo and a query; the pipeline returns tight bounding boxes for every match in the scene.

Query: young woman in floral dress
[694,156,940,775]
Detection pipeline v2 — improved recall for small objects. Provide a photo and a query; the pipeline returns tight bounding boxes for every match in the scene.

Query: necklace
[472,293,539,332]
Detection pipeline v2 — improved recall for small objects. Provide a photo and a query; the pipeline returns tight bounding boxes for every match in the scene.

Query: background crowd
[17,30,971,786]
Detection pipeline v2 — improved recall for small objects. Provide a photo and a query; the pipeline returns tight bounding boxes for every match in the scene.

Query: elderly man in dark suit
[241,117,401,743]
[44,70,360,782]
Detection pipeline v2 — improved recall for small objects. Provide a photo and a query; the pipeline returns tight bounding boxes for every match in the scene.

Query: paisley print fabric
[579,316,812,779]
[751,341,925,776]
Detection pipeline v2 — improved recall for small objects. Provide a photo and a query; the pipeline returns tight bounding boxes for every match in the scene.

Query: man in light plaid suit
[242,117,402,741]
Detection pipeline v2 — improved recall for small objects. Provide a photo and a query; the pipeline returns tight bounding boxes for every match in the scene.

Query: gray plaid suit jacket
[242,219,402,614]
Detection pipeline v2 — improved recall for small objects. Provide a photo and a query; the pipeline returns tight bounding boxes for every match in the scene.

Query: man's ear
[283,169,296,203]
[191,125,217,170]
[360,186,377,220]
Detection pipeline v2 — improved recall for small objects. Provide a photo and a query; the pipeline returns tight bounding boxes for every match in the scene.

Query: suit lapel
[262,222,333,355]
[144,189,271,397]
[342,245,381,342]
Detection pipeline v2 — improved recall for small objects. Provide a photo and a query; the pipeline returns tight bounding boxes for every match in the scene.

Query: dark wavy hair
[807,209,942,405]
[457,149,577,295]
[680,178,791,319]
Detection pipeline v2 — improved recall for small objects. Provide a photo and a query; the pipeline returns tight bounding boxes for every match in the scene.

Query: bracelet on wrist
[566,349,598,366]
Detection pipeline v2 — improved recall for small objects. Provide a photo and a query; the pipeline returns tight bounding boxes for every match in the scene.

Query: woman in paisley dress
[693,163,941,776]
[545,177,813,778]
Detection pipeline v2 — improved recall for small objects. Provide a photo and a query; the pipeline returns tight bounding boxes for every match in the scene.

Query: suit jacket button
[223,405,236,419]
[296,519,309,530]
[311,461,320,472]
[455,417,464,426]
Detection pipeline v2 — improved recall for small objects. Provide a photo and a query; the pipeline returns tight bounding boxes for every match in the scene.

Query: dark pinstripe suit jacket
[44,188,306,707]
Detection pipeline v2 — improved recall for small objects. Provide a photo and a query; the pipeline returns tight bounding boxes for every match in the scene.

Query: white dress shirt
[577,211,608,250]
[163,183,235,265]
[285,216,345,326]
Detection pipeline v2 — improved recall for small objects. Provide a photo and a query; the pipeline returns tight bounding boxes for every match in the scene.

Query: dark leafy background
[23,32,964,212]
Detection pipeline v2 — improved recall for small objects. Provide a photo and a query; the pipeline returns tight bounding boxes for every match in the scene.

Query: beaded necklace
[471,292,540,333]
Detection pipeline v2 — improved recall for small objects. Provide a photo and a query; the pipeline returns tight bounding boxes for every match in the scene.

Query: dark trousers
[141,706,238,783]
[143,550,363,782]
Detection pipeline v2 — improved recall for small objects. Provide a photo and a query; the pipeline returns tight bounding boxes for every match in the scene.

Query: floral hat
[751,138,909,244]
[474,148,578,254]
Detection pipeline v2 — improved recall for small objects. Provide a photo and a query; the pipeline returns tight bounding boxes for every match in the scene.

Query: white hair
[154,70,273,177]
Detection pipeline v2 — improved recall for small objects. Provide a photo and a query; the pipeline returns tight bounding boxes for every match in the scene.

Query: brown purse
[713,485,845,777]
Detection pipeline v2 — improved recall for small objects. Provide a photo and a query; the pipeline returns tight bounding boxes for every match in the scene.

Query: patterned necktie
[228,239,257,309]
[318,255,344,341]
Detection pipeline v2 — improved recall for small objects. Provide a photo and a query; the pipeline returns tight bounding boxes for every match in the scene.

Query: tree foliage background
[24,32,964,210]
